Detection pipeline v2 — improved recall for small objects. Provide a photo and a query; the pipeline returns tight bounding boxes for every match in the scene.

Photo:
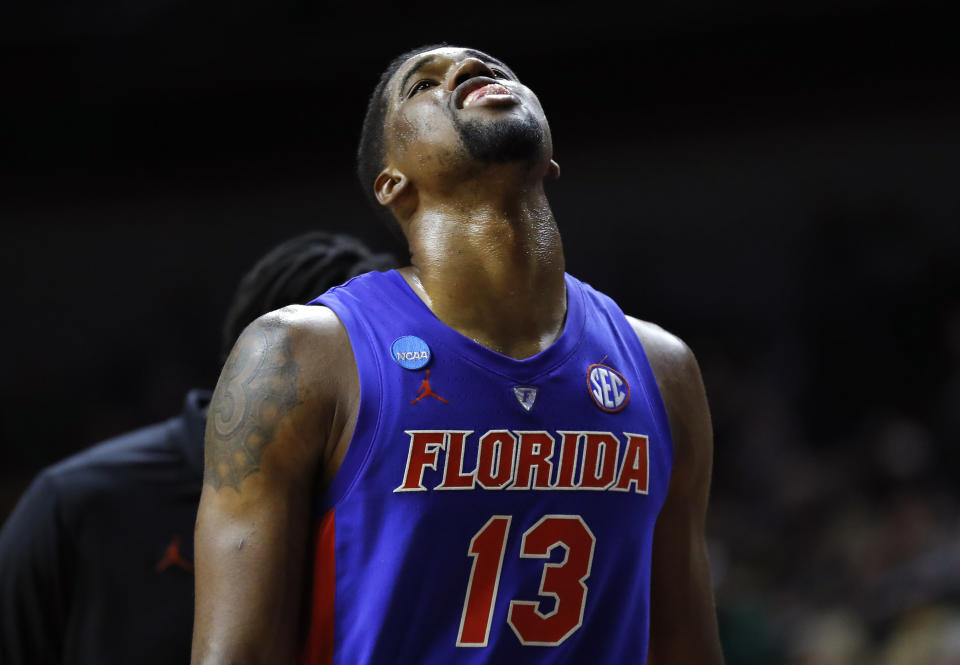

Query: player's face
[383,47,554,177]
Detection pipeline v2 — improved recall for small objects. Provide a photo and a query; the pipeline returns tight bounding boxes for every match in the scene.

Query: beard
[453,111,545,165]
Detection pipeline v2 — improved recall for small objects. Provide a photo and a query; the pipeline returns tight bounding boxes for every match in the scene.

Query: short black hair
[220,231,397,363]
[356,44,447,246]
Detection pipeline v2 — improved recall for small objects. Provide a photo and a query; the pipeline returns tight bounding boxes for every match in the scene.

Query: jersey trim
[384,270,588,384]
[298,509,336,665]
[310,289,385,512]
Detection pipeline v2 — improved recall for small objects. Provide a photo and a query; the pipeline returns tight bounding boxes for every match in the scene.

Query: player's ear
[547,159,560,180]
[374,168,410,207]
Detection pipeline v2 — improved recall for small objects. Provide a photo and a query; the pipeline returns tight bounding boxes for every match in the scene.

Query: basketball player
[192,46,724,664]
[0,233,395,665]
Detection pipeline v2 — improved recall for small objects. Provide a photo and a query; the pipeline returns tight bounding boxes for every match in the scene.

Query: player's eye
[491,69,509,80]
[408,80,435,97]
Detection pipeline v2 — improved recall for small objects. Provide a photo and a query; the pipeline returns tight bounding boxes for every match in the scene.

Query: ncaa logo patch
[391,335,431,370]
[586,362,630,413]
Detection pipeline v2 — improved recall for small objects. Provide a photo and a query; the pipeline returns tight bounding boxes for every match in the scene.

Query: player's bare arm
[630,317,725,664]
[191,306,357,665]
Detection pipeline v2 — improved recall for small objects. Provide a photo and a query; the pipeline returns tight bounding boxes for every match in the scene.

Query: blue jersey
[300,270,673,665]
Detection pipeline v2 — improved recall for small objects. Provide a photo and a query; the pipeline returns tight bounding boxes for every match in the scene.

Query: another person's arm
[631,318,725,665]
[191,308,351,665]
[0,473,70,665]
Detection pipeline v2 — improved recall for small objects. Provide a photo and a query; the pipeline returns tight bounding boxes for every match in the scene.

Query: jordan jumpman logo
[156,535,194,573]
[410,369,448,404]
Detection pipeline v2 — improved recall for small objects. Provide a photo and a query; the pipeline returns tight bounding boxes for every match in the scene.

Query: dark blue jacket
[0,390,209,665]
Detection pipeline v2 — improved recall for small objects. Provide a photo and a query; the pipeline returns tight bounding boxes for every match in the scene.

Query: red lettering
[476,431,516,489]
[613,434,649,493]
[510,432,555,490]
[553,432,581,489]
[396,429,651,494]
[395,431,445,492]
[437,431,476,490]
[579,433,620,489]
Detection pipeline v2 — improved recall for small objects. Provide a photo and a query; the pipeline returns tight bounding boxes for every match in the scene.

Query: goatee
[454,113,545,164]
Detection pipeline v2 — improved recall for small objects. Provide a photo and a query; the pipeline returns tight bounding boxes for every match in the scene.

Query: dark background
[2,1,958,662]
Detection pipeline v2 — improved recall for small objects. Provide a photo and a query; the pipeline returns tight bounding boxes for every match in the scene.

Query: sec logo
[586,363,630,413]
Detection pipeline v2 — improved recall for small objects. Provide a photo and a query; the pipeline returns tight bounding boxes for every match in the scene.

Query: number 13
[456,514,596,647]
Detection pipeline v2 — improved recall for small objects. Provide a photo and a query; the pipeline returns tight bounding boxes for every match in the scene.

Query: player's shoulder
[625,316,700,382]
[624,316,711,454]
[240,304,350,357]
[247,302,343,332]
[233,304,355,399]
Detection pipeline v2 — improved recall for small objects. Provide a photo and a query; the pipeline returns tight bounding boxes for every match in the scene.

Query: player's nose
[447,57,495,90]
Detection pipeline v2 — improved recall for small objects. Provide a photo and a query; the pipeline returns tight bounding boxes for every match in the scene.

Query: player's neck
[402,185,566,361]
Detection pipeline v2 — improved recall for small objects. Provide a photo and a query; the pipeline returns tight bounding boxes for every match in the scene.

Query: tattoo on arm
[204,322,302,491]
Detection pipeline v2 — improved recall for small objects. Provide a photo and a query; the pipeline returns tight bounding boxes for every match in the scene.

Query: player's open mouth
[461,83,515,109]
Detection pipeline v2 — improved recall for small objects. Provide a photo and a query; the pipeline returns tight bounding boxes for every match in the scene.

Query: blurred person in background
[0,232,396,665]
